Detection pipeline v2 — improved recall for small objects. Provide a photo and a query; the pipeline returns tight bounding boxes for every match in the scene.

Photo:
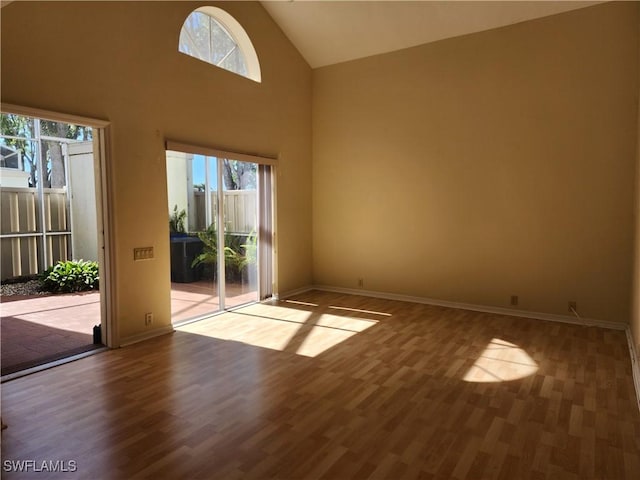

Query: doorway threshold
[1,346,108,383]
[172,300,259,328]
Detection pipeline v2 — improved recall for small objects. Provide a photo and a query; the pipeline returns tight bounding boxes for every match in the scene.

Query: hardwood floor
[1,290,639,479]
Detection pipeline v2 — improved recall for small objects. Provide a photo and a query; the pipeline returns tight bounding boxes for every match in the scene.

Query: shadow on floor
[1,316,99,376]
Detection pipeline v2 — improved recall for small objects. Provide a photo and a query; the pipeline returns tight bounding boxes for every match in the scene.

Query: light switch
[134,247,154,261]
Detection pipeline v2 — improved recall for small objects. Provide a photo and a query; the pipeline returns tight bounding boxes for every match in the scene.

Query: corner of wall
[632,1,640,365]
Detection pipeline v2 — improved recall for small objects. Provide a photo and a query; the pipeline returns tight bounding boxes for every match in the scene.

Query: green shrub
[169,205,186,234]
[40,260,99,293]
[191,227,258,281]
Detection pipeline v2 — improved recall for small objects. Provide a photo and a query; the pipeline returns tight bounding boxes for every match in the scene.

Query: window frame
[178,6,261,83]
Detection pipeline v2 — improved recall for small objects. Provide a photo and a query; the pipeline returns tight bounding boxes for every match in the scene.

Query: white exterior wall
[165,151,193,231]
[0,168,30,187]
[67,141,98,262]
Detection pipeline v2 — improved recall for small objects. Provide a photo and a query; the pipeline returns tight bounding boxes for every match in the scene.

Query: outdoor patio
[1,282,257,376]
[1,291,100,376]
[170,279,257,322]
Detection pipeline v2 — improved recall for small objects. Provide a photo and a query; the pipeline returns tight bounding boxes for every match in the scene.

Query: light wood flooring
[1,290,639,479]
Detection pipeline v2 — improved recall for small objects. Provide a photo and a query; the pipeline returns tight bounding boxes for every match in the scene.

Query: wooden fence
[193,190,257,233]
[0,187,70,280]
[1,187,258,280]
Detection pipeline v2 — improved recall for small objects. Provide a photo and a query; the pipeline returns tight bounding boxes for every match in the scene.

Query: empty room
[1,1,640,478]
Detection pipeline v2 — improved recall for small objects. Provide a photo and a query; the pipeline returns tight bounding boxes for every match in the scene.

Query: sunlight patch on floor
[294,324,360,357]
[463,338,538,383]
[284,299,319,307]
[177,310,308,352]
[239,303,314,323]
[315,313,378,330]
[177,303,377,357]
[328,305,392,317]
[295,314,375,357]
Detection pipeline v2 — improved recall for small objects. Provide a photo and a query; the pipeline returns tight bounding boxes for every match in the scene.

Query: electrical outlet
[568,301,577,312]
[510,295,519,306]
[358,278,364,288]
[145,312,153,326]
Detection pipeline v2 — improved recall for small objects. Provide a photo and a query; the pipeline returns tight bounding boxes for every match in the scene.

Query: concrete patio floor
[1,292,101,376]
[1,281,257,376]
[170,279,258,323]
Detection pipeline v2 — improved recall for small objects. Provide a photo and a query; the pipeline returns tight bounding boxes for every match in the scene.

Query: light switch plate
[134,247,154,261]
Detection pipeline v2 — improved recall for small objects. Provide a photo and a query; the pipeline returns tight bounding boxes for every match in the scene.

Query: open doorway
[0,109,110,376]
[166,146,274,324]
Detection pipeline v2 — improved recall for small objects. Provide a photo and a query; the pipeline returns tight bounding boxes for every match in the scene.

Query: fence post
[9,192,21,277]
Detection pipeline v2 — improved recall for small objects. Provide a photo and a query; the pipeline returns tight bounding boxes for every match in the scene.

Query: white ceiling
[261,1,603,68]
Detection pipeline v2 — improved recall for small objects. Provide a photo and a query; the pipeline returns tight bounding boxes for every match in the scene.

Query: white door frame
[1,103,117,347]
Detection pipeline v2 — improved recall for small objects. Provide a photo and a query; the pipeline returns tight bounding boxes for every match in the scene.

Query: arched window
[179,7,261,83]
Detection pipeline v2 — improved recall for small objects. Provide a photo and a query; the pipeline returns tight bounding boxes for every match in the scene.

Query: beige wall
[632,18,640,361]
[1,1,312,341]
[313,2,639,324]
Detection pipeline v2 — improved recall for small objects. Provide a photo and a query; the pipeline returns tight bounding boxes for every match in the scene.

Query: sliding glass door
[221,158,258,308]
[166,150,266,323]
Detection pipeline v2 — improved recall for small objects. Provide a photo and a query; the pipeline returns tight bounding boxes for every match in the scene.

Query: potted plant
[191,227,257,288]
[169,205,203,282]
[241,231,258,292]
[169,205,187,237]
[191,223,218,280]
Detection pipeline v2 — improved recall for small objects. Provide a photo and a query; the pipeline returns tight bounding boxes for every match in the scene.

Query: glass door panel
[167,152,221,323]
[191,155,221,314]
[222,158,258,309]
[167,151,263,322]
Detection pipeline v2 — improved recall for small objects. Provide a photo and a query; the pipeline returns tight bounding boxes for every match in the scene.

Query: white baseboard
[119,325,175,347]
[308,284,626,331]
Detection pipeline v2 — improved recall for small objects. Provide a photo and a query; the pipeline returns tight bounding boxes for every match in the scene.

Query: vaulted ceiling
[261,1,603,68]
